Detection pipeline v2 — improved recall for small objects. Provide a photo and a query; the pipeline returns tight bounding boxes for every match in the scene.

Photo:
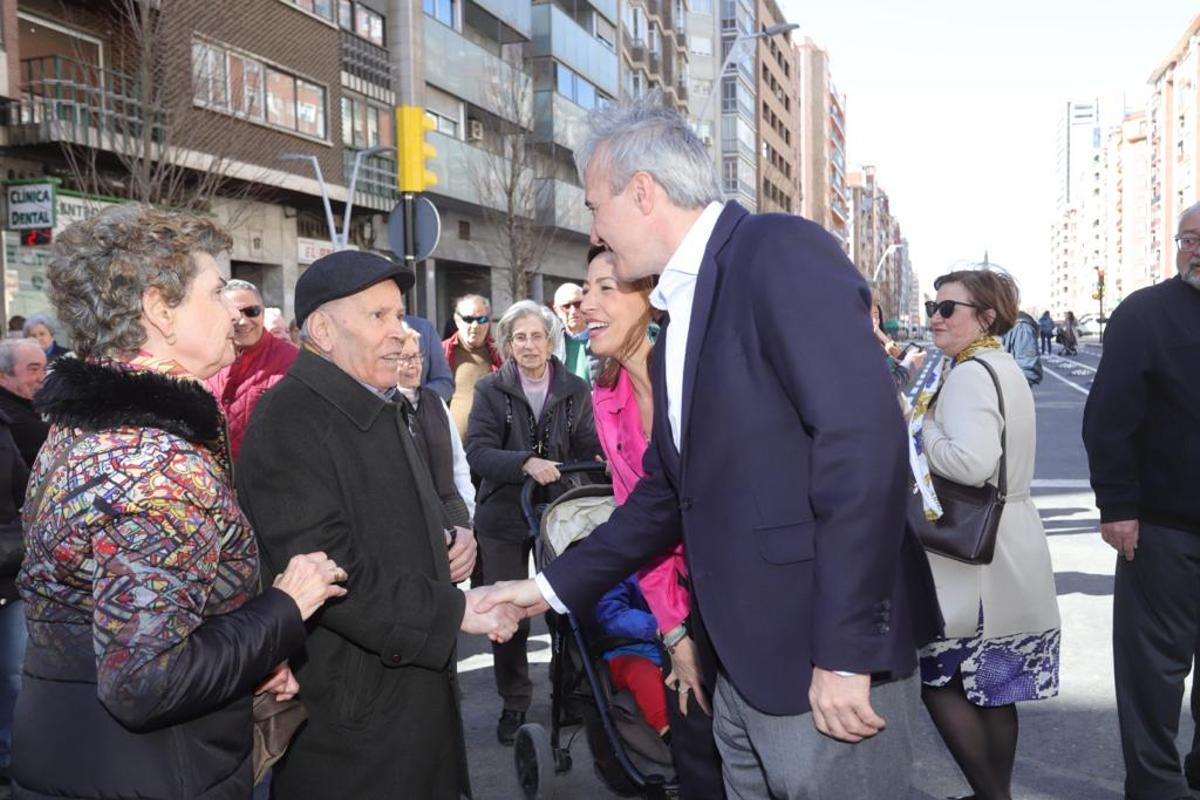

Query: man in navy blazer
[477,99,940,796]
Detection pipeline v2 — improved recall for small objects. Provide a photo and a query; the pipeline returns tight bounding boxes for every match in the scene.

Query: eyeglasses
[397,354,422,367]
[925,299,980,319]
[457,313,489,324]
[236,305,263,319]
[1175,234,1200,252]
[558,300,582,311]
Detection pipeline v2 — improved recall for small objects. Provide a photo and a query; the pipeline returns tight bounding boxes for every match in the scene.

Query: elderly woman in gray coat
[466,300,601,745]
[911,269,1060,800]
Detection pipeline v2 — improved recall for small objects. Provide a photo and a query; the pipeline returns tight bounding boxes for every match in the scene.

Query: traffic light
[20,228,51,246]
[396,106,438,193]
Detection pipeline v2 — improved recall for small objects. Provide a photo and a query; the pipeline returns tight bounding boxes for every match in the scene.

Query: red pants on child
[607,655,669,733]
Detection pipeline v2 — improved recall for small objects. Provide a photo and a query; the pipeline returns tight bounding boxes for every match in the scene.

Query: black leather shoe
[496,709,526,745]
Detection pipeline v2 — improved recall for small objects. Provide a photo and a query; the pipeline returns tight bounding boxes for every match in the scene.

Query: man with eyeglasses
[1084,201,1200,800]
[552,282,594,383]
[207,278,298,460]
[443,294,502,440]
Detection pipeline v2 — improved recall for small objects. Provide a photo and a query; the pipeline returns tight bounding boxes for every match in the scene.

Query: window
[341,97,354,146]
[691,35,712,57]
[425,109,458,137]
[556,62,606,110]
[288,0,334,22]
[192,41,229,110]
[423,0,454,28]
[193,38,326,139]
[355,5,384,45]
[556,62,575,99]
[692,0,713,13]
[338,0,352,28]
[345,95,395,146]
[228,52,264,120]
[296,79,325,138]
[266,69,297,131]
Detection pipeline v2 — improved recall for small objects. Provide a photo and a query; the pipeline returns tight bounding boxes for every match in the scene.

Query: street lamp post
[694,22,800,132]
[871,242,903,283]
[280,144,393,251]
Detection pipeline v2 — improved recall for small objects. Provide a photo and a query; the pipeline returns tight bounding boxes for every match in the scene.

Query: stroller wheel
[514,723,561,799]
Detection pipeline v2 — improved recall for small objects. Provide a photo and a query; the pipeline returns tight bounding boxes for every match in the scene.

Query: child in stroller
[595,576,670,740]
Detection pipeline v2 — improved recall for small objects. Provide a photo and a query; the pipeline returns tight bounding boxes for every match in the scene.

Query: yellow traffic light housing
[396,106,438,193]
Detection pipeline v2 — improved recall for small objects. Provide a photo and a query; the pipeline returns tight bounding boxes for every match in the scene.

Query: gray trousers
[1113,522,1200,800]
[713,671,918,799]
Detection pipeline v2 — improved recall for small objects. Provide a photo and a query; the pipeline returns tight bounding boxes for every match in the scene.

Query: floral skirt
[919,609,1060,707]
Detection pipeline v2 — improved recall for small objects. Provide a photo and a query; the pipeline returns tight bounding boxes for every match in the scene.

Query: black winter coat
[0,409,28,602]
[466,358,601,541]
[15,359,305,800]
[237,350,471,800]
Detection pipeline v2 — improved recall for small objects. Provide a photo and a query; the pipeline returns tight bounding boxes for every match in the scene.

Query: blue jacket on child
[595,576,664,667]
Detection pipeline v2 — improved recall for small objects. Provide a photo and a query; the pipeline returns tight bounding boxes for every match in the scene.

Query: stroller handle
[519,461,610,534]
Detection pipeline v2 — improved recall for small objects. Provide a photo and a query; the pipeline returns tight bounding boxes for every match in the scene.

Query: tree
[41,0,266,218]
[465,51,557,304]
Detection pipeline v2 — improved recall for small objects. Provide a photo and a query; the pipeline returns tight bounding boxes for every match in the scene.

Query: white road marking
[1031,479,1092,489]
[1043,365,1091,397]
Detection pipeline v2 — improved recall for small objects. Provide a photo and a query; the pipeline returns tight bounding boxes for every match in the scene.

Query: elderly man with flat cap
[236,251,521,800]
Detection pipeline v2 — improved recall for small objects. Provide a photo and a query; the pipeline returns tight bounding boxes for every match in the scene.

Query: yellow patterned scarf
[908,335,1002,520]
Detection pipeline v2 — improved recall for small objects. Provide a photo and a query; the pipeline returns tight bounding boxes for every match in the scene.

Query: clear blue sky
[778,0,1198,307]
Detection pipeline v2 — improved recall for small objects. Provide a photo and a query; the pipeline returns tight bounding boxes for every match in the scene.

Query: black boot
[496,709,526,746]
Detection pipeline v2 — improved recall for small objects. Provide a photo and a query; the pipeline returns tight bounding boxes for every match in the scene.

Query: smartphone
[898,343,923,360]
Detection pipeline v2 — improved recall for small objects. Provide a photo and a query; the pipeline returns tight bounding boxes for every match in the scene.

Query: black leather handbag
[909,356,1007,565]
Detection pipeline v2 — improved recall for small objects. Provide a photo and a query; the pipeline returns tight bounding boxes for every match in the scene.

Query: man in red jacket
[208,279,298,460]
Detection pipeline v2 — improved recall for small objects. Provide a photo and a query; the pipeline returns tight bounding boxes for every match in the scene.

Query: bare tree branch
[466,52,557,303]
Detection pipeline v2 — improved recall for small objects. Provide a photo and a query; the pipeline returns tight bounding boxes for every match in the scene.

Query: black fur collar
[35,357,222,443]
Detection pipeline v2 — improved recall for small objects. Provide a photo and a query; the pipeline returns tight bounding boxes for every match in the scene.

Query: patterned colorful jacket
[14,357,305,799]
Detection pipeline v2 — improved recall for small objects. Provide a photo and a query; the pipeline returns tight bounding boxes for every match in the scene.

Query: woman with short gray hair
[21,313,67,364]
[14,204,347,798]
[465,299,600,745]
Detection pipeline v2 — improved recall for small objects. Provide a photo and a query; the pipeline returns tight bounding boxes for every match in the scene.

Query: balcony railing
[344,149,397,210]
[626,38,647,64]
[5,55,164,148]
[341,31,391,91]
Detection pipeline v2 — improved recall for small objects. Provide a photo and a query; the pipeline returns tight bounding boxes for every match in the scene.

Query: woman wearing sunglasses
[911,270,1060,800]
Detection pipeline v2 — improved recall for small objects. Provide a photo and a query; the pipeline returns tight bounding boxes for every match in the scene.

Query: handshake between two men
[447,526,542,643]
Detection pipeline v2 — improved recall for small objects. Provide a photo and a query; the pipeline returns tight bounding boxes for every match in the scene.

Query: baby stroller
[513,463,680,800]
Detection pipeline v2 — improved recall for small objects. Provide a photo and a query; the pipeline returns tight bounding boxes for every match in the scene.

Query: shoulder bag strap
[966,357,1007,500]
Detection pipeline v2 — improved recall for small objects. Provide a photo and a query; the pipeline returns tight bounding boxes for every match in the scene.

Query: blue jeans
[0,599,27,768]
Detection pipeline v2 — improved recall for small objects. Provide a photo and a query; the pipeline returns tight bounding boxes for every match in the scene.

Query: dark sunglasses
[457,313,489,324]
[237,305,263,319]
[925,300,980,319]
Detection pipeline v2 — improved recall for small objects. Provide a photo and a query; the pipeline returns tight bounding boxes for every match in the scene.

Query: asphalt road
[457,338,1191,799]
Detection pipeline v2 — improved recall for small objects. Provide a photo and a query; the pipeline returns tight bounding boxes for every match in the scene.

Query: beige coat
[923,349,1061,639]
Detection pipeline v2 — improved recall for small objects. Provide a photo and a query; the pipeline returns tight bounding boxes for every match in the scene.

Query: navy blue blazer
[543,203,940,716]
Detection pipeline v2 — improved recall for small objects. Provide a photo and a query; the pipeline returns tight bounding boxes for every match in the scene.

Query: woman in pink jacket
[580,246,724,798]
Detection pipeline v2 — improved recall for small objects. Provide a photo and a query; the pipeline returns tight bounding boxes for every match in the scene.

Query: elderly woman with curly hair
[13,205,347,799]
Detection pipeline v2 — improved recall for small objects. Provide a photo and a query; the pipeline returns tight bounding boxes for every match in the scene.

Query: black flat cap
[294,250,414,327]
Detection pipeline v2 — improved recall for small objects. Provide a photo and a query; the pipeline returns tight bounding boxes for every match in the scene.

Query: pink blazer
[592,368,690,633]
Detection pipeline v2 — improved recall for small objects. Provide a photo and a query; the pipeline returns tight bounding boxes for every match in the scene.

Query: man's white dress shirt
[535,202,725,612]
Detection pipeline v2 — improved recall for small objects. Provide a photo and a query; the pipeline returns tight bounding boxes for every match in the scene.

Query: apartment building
[717,0,757,210]
[1101,111,1152,304]
[753,0,796,214]
[407,0,614,321]
[0,0,387,322]
[795,38,848,250]
[848,165,908,322]
[0,0,611,329]
[1048,98,1104,318]
[1148,13,1200,285]
[620,0,689,115]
